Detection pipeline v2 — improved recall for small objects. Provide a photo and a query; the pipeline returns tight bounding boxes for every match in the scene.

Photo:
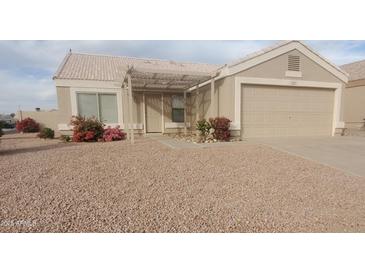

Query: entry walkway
[148,135,242,149]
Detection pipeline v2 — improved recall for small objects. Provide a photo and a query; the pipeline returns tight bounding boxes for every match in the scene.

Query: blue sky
[1,40,365,114]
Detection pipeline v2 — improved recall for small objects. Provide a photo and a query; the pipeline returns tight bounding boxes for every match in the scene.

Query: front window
[172,95,184,123]
[77,93,118,123]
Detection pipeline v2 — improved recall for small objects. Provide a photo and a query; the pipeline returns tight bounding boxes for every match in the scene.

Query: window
[172,95,185,123]
[77,93,118,123]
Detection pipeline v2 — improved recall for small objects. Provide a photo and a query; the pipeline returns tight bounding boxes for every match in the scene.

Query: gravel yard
[1,133,365,232]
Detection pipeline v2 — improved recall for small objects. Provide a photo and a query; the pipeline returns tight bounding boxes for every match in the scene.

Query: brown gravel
[0,133,365,232]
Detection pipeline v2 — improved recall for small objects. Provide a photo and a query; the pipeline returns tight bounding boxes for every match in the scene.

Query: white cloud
[0,70,55,113]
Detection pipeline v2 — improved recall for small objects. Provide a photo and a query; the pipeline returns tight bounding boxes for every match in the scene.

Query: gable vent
[288,55,300,71]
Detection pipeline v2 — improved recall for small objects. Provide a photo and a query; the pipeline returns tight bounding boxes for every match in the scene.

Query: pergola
[121,65,218,144]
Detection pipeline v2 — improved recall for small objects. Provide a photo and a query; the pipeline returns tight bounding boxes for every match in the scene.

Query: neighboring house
[340,60,365,129]
[28,40,350,138]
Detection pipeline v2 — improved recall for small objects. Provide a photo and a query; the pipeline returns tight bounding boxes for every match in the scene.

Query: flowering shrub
[103,126,126,142]
[38,127,54,139]
[16,117,40,133]
[71,116,104,142]
[209,117,231,141]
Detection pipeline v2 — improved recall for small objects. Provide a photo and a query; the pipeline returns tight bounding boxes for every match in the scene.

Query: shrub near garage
[71,116,104,142]
[209,117,231,141]
[16,117,40,133]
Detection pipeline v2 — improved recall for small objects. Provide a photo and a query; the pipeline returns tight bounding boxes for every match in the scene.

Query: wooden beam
[184,90,187,136]
[161,93,165,134]
[127,74,134,144]
[196,84,200,121]
[142,93,146,135]
[210,78,215,118]
[124,86,130,140]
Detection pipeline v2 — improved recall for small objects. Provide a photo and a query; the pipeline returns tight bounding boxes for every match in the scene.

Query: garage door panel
[241,85,334,138]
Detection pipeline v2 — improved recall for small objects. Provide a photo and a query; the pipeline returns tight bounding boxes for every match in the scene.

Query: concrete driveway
[250,136,365,177]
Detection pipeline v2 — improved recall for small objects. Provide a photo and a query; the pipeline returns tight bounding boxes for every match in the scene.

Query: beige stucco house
[22,40,350,138]
[340,60,365,129]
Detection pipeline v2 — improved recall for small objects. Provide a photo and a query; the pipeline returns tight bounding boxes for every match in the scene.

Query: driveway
[249,136,365,177]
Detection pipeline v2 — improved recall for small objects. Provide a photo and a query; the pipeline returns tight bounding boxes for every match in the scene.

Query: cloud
[0,70,55,113]
[305,40,365,65]
[1,40,365,114]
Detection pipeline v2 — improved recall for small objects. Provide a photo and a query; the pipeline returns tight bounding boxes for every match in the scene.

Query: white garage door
[241,85,334,138]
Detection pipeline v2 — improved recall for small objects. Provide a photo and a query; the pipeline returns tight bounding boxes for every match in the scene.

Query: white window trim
[234,77,343,136]
[70,87,124,128]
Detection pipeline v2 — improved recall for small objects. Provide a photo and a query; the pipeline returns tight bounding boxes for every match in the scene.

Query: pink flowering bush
[102,126,126,142]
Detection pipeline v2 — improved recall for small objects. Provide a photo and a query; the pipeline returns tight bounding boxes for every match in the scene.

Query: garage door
[241,85,334,137]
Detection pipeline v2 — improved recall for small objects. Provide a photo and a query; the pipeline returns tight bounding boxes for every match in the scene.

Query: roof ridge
[69,52,221,67]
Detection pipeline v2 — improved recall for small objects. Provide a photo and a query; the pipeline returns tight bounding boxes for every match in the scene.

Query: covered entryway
[145,94,162,133]
[241,85,335,138]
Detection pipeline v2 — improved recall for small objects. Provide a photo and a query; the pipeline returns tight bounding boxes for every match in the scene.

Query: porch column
[124,86,130,140]
[210,77,215,118]
[195,84,200,121]
[127,73,134,144]
[183,90,187,136]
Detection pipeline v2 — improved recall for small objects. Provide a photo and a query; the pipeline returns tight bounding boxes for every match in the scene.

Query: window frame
[171,95,185,123]
[76,91,119,124]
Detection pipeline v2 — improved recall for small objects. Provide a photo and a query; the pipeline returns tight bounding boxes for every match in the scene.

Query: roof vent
[288,55,300,71]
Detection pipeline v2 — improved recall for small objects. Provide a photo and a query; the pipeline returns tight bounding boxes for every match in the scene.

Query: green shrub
[196,119,211,136]
[38,127,55,139]
[71,116,104,142]
[0,125,3,138]
[60,135,71,142]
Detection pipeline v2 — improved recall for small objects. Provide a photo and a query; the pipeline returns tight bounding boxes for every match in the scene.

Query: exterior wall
[161,92,192,134]
[343,84,365,128]
[236,49,342,83]
[122,91,193,134]
[15,110,61,130]
[57,86,72,125]
[191,48,345,136]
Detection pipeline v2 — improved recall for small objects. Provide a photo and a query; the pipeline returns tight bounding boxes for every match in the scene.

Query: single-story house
[23,40,351,138]
[340,60,365,129]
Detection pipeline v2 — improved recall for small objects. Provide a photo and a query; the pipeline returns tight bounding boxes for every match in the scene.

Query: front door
[145,94,162,133]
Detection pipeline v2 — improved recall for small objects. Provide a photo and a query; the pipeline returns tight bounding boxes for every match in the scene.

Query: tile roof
[53,53,220,81]
[340,60,365,81]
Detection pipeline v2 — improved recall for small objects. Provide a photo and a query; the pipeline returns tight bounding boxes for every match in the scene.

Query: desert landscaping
[0,133,364,232]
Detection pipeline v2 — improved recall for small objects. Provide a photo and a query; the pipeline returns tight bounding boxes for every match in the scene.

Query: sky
[1,40,365,114]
